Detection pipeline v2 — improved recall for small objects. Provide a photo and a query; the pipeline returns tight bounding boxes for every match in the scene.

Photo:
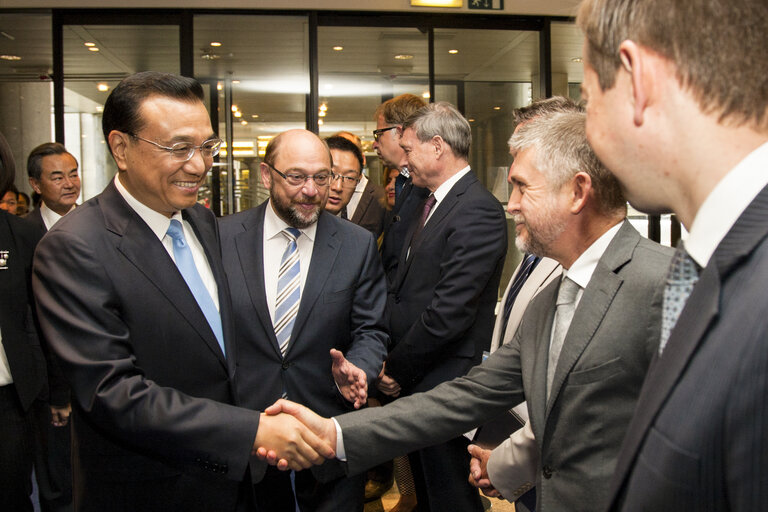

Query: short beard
[512,203,566,258]
[270,189,321,229]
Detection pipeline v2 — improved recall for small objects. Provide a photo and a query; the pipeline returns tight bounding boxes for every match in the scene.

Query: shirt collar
[39,201,74,230]
[354,174,368,194]
[114,174,182,240]
[563,221,623,289]
[264,198,318,243]
[686,141,768,268]
[433,165,471,204]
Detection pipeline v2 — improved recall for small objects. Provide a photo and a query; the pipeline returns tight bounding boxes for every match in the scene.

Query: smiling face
[326,148,360,215]
[262,130,331,229]
[506,146,569,258]
[31,152,80,216]
[399,127,440,191]
[114,95,214,217]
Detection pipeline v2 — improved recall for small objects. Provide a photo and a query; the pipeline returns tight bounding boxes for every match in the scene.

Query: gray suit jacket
[607,184,768,511]
[349,179,386,237]
[337,221,672,511]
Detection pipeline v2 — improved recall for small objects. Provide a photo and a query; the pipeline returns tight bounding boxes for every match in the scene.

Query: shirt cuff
[332,417,347,461]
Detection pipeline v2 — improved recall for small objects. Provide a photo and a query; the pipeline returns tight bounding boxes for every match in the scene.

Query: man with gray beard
[219,129,388,512]
[261,110,673,512]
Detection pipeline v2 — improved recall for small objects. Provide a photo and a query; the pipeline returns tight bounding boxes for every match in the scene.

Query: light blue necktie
[659,243,700,355]
[275,228,301,357]
[166,219,225,357]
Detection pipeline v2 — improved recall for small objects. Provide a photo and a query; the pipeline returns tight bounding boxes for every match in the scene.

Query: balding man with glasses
[32,72,335,512]
[219,128,388,512]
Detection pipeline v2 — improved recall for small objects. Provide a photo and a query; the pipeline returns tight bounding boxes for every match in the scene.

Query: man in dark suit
[0,132,46,512]
[262,109,674,512]
[372,101,507,512]
[323,136,365,222]
[330,131,387,237]
[220,128,387,511]
[373,94,428,284]
[577,0,768,509]
[31,72,333,512]
[24,141,79,512]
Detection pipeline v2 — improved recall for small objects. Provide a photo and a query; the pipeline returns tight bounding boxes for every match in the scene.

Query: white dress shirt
[114,174,219,311]
[262,200,317,323]
[39,201,76,231]
[425,165,471,225]
[685,141,768,268]
[346,174,367,220]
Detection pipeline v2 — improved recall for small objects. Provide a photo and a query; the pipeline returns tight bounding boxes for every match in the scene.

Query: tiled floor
[365,482,517,512]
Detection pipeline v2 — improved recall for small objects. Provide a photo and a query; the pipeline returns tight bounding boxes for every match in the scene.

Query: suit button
[282,361,290,370]
[394,295,401,303]
[542,465,553,479]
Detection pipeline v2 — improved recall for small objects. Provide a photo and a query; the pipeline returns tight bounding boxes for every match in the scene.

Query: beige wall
[0,0,581,17]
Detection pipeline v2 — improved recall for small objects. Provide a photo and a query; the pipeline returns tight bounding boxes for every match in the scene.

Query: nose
[330,175,343,193]
[185,148,207,176]
[506,169,520,215]
[301,176,319,197]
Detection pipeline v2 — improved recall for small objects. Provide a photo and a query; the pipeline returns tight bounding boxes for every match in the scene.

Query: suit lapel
[350,183,372,225]
[102,184,227,368]
[608,184,768,504]
[288,213,340,349]
[235,204,282,356]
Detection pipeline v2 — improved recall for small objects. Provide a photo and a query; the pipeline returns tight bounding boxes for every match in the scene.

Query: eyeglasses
[268,164,332,187]
[372,126,397,142]
[331,173,360,188]
[130,134,222,162]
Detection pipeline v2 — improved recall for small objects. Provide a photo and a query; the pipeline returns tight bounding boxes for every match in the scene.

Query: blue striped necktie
[166,219,225,357]
[275,228,301,357]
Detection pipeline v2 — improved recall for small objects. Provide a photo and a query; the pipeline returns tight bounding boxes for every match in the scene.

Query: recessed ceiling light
[231,105,239,112]
[468,118,475,122]
[88,47,100,52]
[422,92,430,99]
[210,42,222,47]
[394,54,414,60]
[232,80,240,84]
[318,111,326,117]
[240,120,248,125]
[493,106,501,110]
[251,114,259,119]
[332,46,343,51]
[319,103,328,112]
[233,111,242,118]
[96,83,109,92]
[0,55,21,61]
[448,49,459,54]
[84,42,95,47]
[318,119,324,126]
[216,83,223,91]
[571,57,583,63]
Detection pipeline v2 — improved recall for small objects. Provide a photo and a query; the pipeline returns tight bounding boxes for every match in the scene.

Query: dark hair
[27,142,73,181]
[102,71,205,150]
[325,136,363,172]
[0,132,15,197]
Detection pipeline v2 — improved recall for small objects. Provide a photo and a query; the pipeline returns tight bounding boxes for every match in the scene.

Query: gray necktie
[659,243,700,355]
[547,277,580,399]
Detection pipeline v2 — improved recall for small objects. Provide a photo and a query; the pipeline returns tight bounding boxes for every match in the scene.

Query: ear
[108,131,130,171]
[618,40,648,127]
[569,172,593,214]
[28,177,41,195]
[431,135,444,159]
[260,162,273,189]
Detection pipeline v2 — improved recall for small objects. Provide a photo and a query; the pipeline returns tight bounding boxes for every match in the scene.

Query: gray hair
[510,111,625,214]
[402,102,471,160]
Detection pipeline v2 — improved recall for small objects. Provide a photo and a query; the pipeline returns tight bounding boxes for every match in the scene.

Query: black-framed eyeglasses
[129,134,222,162]
[268,164,332,187]
[331,173,360,188]
[372,126,397,142]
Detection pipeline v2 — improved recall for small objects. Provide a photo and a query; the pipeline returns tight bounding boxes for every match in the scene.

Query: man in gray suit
[261,109,674,512]
[577,0,768,509]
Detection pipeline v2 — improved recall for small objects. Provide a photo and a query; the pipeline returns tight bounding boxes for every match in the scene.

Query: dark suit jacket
[379,178,429,285]
[606,184,768,511]
[337,222,673,512]
[32,182,259,512]
[350,179,386,237]
[219,202,388,482]
[385,171,507,393]
[22,205,70,407]
[0,210,46,411]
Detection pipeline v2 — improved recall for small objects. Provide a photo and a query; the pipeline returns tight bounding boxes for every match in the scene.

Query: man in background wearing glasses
[323,135,363,223]
[32,72,334,512]
[219,128,388,511]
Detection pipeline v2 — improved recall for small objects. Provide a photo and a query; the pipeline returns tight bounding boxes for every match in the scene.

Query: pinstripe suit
[607,183,768,511]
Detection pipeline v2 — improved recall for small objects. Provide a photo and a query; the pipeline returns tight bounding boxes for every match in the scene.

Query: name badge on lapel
[0,250,8,270]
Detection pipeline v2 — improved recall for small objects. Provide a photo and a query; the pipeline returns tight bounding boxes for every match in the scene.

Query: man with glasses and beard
[219,129,388,512]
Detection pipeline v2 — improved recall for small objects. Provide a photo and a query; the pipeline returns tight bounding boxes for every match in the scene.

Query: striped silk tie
[275,228,301,357]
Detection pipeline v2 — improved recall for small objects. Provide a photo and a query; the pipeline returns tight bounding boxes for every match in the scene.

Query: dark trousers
[408,435,484,512]
[254,465,365,512]
[0,384,35,512]
[33,401,73,512]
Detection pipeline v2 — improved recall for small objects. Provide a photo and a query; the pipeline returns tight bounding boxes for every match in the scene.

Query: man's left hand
[50,404,72,427]
[330,348,367,409]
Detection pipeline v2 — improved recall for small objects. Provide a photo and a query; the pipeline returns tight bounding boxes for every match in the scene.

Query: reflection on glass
[195,15,309,215]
